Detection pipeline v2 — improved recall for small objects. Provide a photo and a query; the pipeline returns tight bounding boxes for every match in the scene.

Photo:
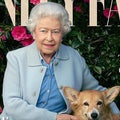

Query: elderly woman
[0,2,120,120]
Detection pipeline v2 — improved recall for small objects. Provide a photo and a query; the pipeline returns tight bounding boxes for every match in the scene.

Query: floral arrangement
[0,0,120,109]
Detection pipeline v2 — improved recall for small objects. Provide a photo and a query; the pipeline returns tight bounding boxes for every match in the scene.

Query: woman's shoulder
[60,44,77,52]
[6,42,35,59]
[60,44,85,63]
[7,42,35,54]
[60,44,81,56]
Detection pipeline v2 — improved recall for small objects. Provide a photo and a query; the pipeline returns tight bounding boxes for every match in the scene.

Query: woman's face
[33,16,63,58]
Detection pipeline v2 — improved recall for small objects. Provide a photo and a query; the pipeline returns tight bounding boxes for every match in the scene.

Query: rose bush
[0,0,120,108]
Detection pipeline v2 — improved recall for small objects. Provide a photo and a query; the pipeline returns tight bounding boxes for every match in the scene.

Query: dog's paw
[112,114,120,120]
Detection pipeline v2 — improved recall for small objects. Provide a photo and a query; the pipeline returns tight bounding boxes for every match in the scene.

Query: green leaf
[93,66,102,74]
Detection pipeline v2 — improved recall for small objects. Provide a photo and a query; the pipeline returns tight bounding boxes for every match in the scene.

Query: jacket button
[40,68,44,73]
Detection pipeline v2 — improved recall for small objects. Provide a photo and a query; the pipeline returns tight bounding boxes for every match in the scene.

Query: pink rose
[74,6,82,13]
[11,26,34,46]
[114,5,118,13]
[0,28,6,41]
[20,34,34,46]
[11,26,27,41]
[84,0,89,3]
[30,0,40,5]
[0,106,2,114]
[103,8,114,18]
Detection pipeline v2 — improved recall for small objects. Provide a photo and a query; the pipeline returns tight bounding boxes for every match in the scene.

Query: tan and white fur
[63,86,120,120]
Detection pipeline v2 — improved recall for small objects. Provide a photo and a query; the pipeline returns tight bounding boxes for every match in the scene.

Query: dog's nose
[91,113,98,119]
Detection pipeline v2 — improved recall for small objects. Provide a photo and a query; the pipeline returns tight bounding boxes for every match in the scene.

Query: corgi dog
[63,86,120,120]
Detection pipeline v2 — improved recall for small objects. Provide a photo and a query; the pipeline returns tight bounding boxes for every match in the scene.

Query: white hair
[27,2,71,35]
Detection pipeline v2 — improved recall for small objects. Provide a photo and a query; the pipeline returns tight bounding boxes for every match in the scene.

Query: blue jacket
[0,42,119,120]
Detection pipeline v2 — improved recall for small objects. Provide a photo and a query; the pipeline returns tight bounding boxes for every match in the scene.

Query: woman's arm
[2,51,57,120]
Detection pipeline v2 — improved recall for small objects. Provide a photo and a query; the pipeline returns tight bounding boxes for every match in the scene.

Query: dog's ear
[103,86,120,105]
[63,87,79,105]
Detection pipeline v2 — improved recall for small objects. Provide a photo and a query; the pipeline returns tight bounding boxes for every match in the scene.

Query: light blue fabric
[36,56,66,112]
[0,42,120,120]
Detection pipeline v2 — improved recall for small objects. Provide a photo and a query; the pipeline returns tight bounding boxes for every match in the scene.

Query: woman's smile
[43,43,55,49]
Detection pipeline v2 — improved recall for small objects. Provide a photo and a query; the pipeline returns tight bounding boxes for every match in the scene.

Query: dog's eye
[84,102,89,106]
[97,101,102,105]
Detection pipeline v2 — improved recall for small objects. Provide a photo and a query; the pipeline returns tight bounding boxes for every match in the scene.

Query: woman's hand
[56,114,79,120]
[112,114,120,120]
